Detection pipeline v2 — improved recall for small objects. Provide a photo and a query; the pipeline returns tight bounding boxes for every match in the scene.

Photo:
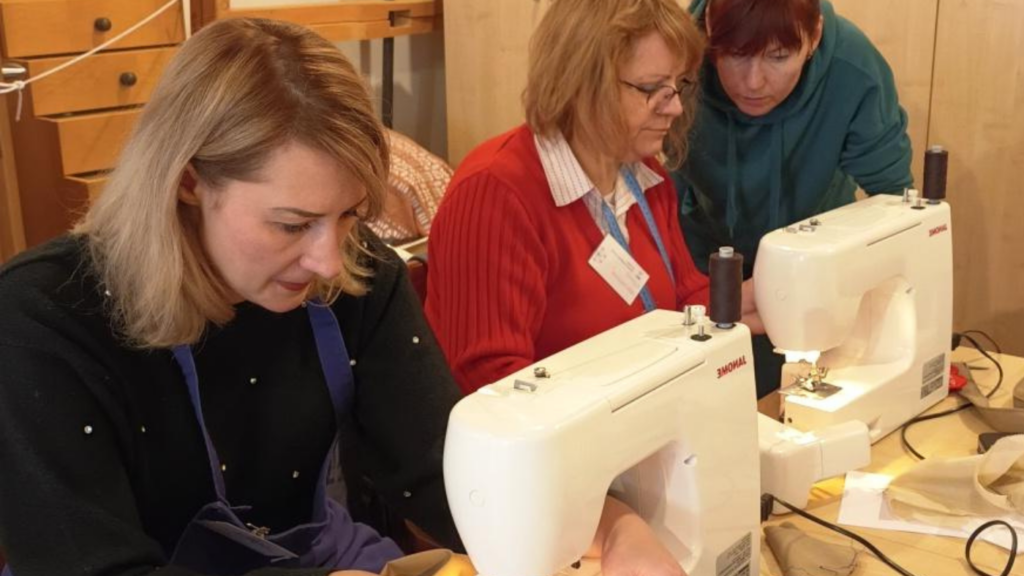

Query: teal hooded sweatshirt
[672,0,913,278]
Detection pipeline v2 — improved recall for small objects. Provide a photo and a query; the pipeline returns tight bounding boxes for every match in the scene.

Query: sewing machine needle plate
[778,381,842,401]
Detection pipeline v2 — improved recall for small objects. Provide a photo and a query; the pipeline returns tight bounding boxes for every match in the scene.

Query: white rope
[0,0,184,119]
[182,0,192,39]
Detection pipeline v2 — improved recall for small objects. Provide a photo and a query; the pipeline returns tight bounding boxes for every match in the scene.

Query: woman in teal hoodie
[671,0,912,397]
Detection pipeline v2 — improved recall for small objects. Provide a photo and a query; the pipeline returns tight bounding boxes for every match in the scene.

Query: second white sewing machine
[754,193,954,442]
[444,310,760,576]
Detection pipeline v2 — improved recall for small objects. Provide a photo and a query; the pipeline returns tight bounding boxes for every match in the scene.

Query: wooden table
[758,350,1024,576]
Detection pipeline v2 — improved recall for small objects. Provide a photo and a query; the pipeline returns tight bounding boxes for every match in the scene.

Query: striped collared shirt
[534,131,663,242]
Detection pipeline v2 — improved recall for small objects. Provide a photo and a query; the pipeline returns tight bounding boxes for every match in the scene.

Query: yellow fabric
[380,550,476,576]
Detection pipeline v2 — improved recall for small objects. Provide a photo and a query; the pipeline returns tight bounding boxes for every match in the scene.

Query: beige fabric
[366,130,453,245]
[884,435,1024,528]
[764,522,858,576]
[380,550,476,576]
[958,367,1024,433]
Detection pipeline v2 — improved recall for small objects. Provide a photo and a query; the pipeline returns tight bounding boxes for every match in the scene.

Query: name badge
[588,234,650,305]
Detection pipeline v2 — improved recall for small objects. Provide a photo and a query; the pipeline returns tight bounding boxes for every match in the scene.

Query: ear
[809,15,824,54]
[178,165,202,207]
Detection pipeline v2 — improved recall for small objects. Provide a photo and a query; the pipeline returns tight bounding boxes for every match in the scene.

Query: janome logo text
[717,356,748,379]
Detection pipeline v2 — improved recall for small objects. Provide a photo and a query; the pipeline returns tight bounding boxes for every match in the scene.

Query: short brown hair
[523,0,704,167]
[77,18,388,348]
[706,0,821,58]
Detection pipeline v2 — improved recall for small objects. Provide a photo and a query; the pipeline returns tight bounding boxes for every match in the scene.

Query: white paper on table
[837,471,1024,553]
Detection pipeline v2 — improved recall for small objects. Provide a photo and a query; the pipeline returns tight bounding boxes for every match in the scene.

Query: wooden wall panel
[444,1,935,171]
[443,0,551,165]
[929,0,1024,355]
[830,0,938,187]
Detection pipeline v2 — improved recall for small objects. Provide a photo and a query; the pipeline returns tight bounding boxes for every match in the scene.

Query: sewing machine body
[754,195,953,442]
[444,310,760,576]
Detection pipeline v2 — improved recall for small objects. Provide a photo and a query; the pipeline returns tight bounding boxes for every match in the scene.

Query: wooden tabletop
[758,349,1024,576]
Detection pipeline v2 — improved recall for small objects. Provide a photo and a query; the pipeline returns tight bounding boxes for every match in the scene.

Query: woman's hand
[740,279,765,335]
[587,496,688,576]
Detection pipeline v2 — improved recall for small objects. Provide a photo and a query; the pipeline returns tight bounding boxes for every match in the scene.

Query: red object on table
[949,364,968,391]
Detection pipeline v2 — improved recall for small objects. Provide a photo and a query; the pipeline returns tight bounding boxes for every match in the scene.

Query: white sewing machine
[754,193,953,443]
[444,310,760,576]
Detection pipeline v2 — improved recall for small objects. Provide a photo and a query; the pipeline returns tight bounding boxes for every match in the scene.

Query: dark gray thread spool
[923,145,948,204]
[710,247,743,329]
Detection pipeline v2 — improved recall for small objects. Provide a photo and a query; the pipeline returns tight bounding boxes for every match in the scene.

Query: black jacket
[0,232,462,576]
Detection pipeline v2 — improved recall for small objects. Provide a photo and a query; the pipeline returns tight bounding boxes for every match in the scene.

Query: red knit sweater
[425,125,710,394]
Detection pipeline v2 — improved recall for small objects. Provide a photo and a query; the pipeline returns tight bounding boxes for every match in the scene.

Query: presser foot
[779,380,842,400]
[779,366,842,400]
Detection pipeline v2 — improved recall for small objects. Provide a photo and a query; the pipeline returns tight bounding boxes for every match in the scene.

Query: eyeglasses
[620,77,697,111]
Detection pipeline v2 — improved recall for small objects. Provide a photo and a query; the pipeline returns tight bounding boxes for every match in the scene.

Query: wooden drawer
[65,173,108,201]
[20,47,176,116]
[42,107,141,175]
[0,0,184,59]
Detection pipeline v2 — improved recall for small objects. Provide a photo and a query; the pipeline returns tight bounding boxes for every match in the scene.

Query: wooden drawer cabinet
[64,173,107,201]
[18,47,175,115]
[44,107,141,175]
[0,0,183,58]
[2,0,183,246]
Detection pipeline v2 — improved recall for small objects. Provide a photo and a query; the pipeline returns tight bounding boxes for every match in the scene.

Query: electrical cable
[966,521,1017,576]
[763,494,1018,576]
[963,329,1003,355]
[899,401,971,460]
[959,333,1005,399]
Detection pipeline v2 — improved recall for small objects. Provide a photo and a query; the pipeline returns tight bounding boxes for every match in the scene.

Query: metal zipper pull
[245,522,271,539]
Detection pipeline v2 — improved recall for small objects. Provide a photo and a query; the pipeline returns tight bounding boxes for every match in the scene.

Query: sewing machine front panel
[754,196,953,443]
[445,310,760,576]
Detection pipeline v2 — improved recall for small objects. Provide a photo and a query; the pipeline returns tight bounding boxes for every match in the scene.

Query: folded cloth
[764,521,858,576]
[958,364,1024,434]
[885,435,1024,528]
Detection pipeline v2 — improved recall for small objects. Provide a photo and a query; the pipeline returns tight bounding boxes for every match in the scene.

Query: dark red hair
[706,0,821,57]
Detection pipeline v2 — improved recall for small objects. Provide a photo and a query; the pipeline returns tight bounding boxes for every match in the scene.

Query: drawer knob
[94,17,113,32]
[119,72,138,87]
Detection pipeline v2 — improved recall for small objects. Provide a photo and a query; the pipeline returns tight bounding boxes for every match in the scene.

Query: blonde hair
[75,18,389,349]
[524,0,704,168]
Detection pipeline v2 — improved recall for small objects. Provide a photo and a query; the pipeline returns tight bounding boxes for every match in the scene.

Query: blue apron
[2,302,403,576]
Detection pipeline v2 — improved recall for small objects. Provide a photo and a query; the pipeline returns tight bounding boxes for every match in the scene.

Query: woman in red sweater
[426,0,759,395]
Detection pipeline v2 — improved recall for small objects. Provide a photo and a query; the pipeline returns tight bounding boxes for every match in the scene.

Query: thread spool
[923,145,948,203]
[709,246,743,329]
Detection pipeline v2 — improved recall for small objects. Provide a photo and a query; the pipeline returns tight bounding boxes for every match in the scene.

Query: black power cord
[761,494,1018,576]
[967,521,1018,576]
[963,329,1003,355]
[900,332,1004,460]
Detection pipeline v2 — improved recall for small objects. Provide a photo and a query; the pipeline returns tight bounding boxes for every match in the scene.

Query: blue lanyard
[598,168,676,312]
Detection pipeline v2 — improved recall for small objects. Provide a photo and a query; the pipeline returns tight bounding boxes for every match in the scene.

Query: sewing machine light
[782,350,820,365]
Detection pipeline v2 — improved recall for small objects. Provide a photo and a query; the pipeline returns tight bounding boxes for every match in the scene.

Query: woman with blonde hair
[0,17,462,575]
[0,15,728,576]
[426,0,759,395]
